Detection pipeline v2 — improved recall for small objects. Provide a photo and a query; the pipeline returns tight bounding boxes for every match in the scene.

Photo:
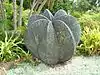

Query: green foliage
[0,1,31,62]
[0,31,28,62]
[79,13,100,30]
[72,11,82,18]
[4,2,13,18]
[89,13,100,21]
[74,0,91,12]
[17,26,27,36]
[22,9,30,25]
[76,13,100,56]
[52,0,99,14]
[0,22,5,41]
[77,28,100,56]
[0,2,13,30]
[52,0,73,13]
[23,0,32,9]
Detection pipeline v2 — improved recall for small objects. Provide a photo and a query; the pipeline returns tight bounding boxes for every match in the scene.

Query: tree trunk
[13,0,17,30]
[0,0,3,20]
[0,0,6,31]
[18,0,23,26]
[0,0,5,20]
[28,0,47,19]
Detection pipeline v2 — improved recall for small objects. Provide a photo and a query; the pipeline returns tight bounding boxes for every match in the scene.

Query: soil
[0,61,14,75]
[0,58,25,75]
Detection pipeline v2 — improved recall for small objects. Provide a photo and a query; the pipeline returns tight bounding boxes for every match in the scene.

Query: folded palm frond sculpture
[24,9,81,65]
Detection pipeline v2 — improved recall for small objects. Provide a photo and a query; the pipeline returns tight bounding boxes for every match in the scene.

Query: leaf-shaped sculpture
[24,9,81,65]
[42,9,54,21]
[54,9,67,18]
[54,14,81,45]
[53,20,76,63]
[25,19,48,58]
[28,14,48,26]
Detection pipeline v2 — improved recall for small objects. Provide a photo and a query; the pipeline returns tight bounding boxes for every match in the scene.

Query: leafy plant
[79,13,100,31]
[76,13,100,56]
[74,0,91,12]
[52,0,73,13]
[22,9,30,25]
[0,31,28,62]
[72,11,82,18]
[77,27,100,56]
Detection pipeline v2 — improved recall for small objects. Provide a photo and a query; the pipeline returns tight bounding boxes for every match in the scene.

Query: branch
[37,0,47,14]
[28,0,37,20]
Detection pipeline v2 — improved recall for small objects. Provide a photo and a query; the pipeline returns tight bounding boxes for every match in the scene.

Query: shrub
[52,0,73,13]
[72,11,82,18]
[76,13,100,56]
[76,27,100,56]
[79,13,100,30]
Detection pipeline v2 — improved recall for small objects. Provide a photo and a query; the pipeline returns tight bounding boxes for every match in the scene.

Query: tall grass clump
[0,31,29,62]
